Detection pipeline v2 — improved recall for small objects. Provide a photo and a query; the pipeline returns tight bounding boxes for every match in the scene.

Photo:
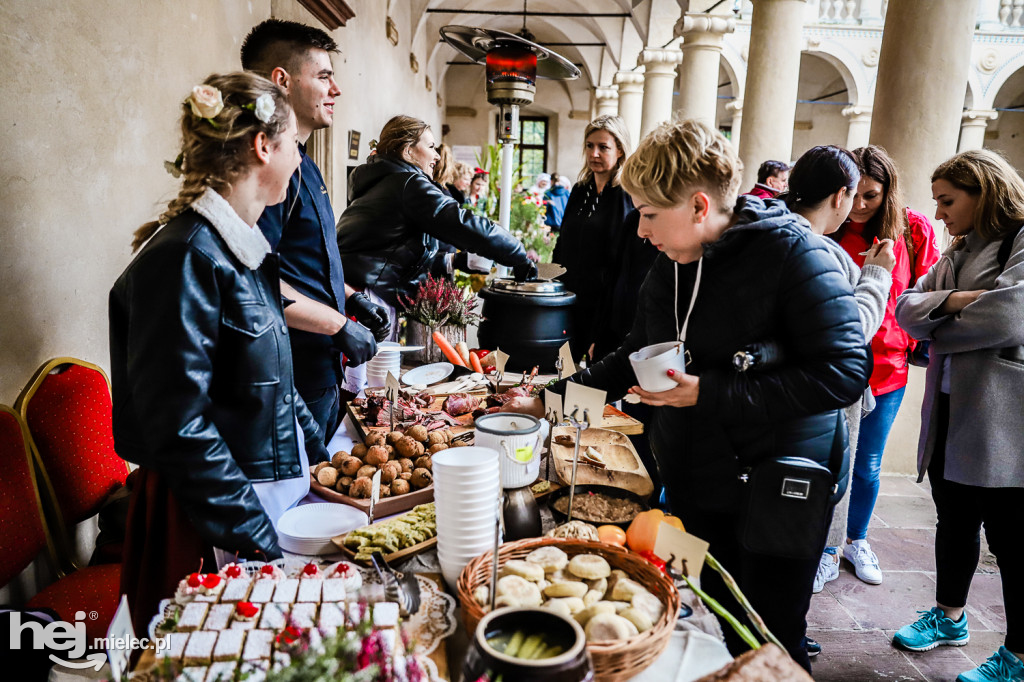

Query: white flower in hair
[254,93,275,123]
[189,85,224,119]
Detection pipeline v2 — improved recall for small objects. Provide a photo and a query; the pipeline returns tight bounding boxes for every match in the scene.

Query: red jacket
[746,184,776,200]
[835,209,940,395]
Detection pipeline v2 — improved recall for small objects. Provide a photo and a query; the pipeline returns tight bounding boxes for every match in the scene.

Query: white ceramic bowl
[628,341,687,392]
[276,503,368,555]
[432,446,500,470]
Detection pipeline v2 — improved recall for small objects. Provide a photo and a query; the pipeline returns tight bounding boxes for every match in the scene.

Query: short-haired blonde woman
[516,120,871,671]
[337,115,535,318]
[551,114,638,360]
[894,149,1024,682]
[111,72,329,629]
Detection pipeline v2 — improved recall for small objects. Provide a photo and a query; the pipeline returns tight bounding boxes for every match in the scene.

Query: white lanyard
[674,256,703,343]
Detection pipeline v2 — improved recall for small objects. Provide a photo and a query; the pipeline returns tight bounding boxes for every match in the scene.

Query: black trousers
[301,384,341,453]
[674,502,830,673]
[929,392,1024,652]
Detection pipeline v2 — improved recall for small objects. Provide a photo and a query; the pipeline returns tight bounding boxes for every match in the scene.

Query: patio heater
[439,26,580,272]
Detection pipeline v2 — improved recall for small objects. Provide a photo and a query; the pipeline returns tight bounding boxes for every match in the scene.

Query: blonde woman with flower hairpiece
[111,71,330,632]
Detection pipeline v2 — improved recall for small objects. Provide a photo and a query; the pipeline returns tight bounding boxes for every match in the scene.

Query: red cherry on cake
[261,565,275,575]
[202,574,221,589]
[335,563,350,575]
[186,572,202,588]
[236,601,258,618]
[225,564,242,579]
[302,563,319,576]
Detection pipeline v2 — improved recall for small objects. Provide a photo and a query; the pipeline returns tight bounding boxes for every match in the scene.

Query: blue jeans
[846,385,906,541]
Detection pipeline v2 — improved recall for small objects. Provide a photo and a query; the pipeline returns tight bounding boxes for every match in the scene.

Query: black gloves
[346,292,391,342]
[512,260,539,282]
[332,320,377,366]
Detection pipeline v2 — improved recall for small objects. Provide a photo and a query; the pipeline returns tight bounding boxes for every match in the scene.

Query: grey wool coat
[895,227,1024,488]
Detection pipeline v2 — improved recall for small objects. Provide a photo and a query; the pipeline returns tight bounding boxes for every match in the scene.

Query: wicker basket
[457,537,681,682]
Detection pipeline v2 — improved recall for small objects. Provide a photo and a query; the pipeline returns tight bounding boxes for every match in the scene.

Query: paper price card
[107,595,134,681]
[654,523,710,579]
[371,468,383,505]
[543,388,563,423]
[494,348,510,377]
[557,342,576,378]
[385,371,400,403]
[563,382,606,427]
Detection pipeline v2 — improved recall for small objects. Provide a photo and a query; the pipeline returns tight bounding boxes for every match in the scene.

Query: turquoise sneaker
[954,647,1024,675]
[892,607,969,651]
[957,647,1024,682]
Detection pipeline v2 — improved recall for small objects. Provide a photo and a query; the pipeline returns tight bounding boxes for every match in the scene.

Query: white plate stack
[275,503,368,555]
[432,446,503,590]
[365,341,402,388]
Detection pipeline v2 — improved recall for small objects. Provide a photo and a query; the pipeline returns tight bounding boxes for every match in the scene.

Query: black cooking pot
[477,279,576,372]
[462,607,593,682]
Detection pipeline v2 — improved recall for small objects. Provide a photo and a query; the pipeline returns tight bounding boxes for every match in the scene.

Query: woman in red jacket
[817,145,940,588]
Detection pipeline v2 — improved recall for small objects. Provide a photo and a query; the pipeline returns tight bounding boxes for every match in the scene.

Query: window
[497,115,549,184]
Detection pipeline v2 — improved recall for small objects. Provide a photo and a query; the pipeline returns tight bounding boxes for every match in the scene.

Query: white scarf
[191,188,272,270]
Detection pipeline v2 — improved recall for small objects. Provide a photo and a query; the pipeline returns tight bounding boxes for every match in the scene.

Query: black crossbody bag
[732,343,846,560]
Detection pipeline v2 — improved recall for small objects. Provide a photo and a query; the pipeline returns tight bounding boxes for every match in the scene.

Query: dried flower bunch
[400,275,480,330]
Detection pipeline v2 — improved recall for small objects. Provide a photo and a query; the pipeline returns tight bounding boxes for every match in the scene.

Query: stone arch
[984,53,1024,110]
[800,41,865,108]
[720,42,746,102]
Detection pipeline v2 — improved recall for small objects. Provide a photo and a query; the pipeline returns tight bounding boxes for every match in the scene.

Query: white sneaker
[844,539,883,584]
[813,550,840,593]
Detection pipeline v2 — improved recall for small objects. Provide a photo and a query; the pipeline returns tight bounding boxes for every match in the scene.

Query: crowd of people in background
[106,15,1024,682]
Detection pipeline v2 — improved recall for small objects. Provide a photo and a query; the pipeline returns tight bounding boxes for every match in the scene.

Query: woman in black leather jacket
[109,73,329,629]
[337,115,536,314]
[512,121,870,671]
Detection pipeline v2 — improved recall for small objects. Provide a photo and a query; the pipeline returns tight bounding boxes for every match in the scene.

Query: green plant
[399,275,480,330]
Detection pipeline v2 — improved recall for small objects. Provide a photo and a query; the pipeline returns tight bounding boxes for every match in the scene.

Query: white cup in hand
[629,342,687,392]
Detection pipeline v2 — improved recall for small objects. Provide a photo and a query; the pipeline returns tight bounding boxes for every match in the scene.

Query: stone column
[958,109,998,151]
[638,47,684,139]
[842,105,872,149]
[673,13,736,127]
[594,86,619,119]
[870,0,978,215]
[615,71,645,148]
[726,100,743,149]
[737,0,806,191]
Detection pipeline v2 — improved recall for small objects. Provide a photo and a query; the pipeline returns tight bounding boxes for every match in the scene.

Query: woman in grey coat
[892,149,1024,682]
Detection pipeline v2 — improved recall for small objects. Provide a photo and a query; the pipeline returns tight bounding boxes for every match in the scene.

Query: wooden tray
[310,475,434,517]
[333,481,563,567]
[550,426,654,498]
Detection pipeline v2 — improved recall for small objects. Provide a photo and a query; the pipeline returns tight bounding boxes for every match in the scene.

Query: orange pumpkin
[596,525,627,546]
[626,510,686,553]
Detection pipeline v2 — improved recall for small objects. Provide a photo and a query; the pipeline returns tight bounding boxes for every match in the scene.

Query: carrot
[469,352,484,374]
[433,331,467,367]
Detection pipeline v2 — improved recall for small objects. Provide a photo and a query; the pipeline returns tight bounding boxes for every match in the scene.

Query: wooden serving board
[550,427,655,499]
[311,476,434,517]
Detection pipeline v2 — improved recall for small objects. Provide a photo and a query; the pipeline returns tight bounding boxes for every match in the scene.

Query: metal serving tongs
[370,551,421,616]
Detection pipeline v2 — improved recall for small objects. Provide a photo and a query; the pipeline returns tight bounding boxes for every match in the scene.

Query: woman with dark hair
[827,145,940,587]
[111,73,328,629]
[336,115,535,325]
[785,146,895,594]
[893,149,1024,682]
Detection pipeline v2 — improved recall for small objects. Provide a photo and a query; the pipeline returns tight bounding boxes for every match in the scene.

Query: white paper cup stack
[432,446,503,590]
[365,341,402,388]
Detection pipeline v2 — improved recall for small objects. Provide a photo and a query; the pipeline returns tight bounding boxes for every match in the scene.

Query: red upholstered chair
[0,405,120,643]
[15,357,130,572]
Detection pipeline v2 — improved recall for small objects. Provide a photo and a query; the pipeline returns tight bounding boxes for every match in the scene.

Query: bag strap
[827,410,847,489]
[996,225,1023,273]
[904,208,919,286]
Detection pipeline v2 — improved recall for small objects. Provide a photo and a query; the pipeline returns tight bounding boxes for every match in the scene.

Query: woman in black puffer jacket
[336,116,535,315]
[511,121,871,671]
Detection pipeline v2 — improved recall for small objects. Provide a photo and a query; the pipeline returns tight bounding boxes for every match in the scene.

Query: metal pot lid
[487,278,566,295]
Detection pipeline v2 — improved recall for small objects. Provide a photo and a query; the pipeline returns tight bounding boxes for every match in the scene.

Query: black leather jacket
[109,208,328,560]
[337,155,530,307]
[556,197,872,511]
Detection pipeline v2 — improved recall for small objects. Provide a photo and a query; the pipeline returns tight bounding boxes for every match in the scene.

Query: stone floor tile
[960,630,1008,667]
[808,629,925,681]
[878,474,931,498]
[883,630,976,682]
[854,528,937,572]
[829,571,939,630]
[808,588,860,630]
[963,573,1007,632]
[871,494,938,530]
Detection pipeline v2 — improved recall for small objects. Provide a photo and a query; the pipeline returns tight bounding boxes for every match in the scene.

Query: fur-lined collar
[191,188,271,269]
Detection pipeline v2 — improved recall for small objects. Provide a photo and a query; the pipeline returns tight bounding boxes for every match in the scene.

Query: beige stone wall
[0,0,443,401]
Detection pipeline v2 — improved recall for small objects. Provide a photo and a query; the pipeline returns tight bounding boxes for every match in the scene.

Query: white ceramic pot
[629,341,687,392]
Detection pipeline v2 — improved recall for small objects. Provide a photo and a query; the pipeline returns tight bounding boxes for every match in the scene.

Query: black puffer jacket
[558,197,871,510]
[109,208,328,560]
[337,155,530,307]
